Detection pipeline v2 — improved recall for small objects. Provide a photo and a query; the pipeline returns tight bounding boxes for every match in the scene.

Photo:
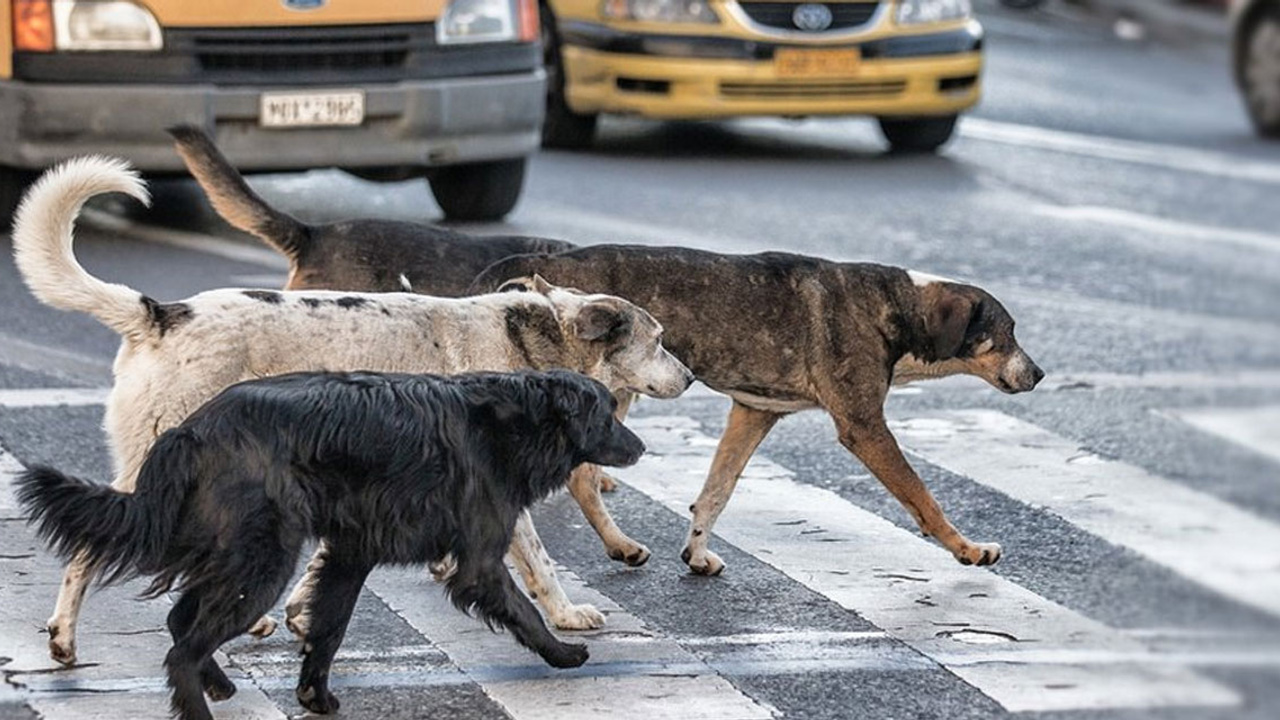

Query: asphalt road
[2,3,1279,719]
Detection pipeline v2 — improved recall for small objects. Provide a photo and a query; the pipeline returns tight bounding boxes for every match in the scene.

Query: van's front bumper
[0,72,545,172]
[560,21,982,119]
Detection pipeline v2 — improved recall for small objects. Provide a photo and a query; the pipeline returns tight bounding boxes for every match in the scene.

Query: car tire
[878,115,960,154]
[541,5,598,149]
[1242,7,1280,139]
[1,166,35,230]
[428,158,527,221]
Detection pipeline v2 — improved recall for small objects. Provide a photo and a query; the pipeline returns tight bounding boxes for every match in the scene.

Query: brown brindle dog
[468,250,1044,574]
[172,127,1044,576]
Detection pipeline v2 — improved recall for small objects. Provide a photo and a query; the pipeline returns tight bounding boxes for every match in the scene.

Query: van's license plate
[774,48,861,77]
[259,90,365,128]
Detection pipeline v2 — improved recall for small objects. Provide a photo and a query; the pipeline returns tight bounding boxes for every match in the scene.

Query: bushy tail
[167,124,309,261]
[16,430,201,593]
[11,156,154,342]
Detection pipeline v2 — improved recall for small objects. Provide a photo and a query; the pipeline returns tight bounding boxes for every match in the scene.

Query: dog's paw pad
[247,615,277,639]
[550,604,606,630]
[47,629,76,666]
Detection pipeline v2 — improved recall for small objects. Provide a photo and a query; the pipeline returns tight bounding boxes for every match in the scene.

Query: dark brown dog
[470,249,1043,573]
[172,128,1043,575]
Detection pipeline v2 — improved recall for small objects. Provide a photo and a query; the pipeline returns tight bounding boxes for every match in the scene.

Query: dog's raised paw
[550,603,606,631]
[542,642,589,669]
[46,624,76,666]
[296,684,340,714]
[598,473,619,493]
[956,542,1002,567]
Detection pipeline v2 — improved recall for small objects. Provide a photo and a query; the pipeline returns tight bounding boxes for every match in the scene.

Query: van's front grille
[737,2,880,33]
[192,26,414,74]
[719,78,906,98]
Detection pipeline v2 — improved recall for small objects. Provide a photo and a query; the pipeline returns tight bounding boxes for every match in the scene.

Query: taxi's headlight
[601,0,718,24]
[895,0,972,25]
[53,0,163,51]
[439,0,539,44]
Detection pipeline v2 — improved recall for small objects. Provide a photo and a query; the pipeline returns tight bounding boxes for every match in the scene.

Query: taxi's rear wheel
[1,166,36,230]
[878,115,959,154]
[1242,8,1280,139]
[541,6,598,149]
[428,158,526,221]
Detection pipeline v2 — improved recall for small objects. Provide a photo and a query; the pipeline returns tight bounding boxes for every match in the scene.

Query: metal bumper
[0,71,545,172]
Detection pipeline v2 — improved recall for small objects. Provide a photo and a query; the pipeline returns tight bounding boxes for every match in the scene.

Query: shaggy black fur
[17,370,644,720]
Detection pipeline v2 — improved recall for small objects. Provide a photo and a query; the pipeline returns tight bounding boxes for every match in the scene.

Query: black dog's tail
[16,430,201,592]
[166,124,310,262]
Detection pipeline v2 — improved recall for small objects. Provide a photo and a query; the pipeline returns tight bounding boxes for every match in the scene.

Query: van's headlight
[895,0,971,25]
[53,0,163,51]
[601,0,718,24]
[438,0,535,44]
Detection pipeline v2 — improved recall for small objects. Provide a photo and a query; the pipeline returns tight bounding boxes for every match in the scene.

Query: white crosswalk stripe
[890,410,1280,619]
[613,416,1240,713]
[1163,405,1280,465]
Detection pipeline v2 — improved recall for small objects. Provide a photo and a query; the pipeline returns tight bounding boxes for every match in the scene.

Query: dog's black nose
[1031,364,1045,386]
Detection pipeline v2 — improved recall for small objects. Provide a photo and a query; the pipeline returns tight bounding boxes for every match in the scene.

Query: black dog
[17,370,645,720]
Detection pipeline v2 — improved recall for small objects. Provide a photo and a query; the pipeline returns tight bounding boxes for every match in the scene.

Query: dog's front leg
[507,510,605,630]
[568,464,649,566]
[682,401,782,576]
[835,414,1001,566]
[449,554,588,669]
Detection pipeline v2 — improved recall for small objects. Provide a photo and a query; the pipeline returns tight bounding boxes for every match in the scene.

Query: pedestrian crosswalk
[1,391,1278,718]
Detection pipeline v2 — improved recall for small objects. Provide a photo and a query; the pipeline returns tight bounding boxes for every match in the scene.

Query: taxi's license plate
[774,48,862,78]
[259,90,365,129]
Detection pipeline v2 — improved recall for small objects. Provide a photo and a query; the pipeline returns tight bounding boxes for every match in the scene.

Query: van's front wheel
[878,115,960,154]
[427,158,527,222]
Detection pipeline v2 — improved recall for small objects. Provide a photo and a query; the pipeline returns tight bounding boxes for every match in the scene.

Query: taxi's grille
[737,2,880,32]
[192,26,415,74]
[720,79,906,98]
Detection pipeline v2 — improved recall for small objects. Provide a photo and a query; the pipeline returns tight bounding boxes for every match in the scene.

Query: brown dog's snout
[1002,351,1044,393]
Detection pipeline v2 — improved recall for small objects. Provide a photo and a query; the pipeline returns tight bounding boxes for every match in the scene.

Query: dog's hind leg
[295,553,372,715]
[507,510,604,630]
[682,401,782,576]
[45,551,94,665]
[166,592,236,702]
[283,541,330,639]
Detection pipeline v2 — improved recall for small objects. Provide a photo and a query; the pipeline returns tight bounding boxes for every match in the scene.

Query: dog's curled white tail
[12,156,153,341]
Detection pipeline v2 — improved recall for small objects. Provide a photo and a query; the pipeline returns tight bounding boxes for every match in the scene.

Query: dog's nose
[1031,364,1045,387]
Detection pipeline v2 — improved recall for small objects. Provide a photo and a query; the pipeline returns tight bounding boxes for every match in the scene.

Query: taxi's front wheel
[878,115,959,154]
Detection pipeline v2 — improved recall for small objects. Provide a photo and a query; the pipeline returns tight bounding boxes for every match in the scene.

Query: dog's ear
[926,291,975,360]
[497,276,536,293]
[574,300,632,342]
[497,274,556,295]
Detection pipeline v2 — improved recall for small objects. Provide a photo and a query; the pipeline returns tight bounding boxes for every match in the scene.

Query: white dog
[12,156,693,665]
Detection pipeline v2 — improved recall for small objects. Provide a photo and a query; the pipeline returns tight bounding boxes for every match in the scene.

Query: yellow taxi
[540,0,982,151]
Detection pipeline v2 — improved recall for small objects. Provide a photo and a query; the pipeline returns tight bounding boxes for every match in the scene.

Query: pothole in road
[937,629,1020,644]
